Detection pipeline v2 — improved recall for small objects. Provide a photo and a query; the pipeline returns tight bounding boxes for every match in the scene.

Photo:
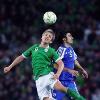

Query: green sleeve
[52,49,60,62]
[22,44,36,58]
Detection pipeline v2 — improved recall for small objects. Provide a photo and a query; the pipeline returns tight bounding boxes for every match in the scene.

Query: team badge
[35,47,38,51]
[44,48,48,52]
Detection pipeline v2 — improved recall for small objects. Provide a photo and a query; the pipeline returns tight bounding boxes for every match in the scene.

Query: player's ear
[63,38,66,42]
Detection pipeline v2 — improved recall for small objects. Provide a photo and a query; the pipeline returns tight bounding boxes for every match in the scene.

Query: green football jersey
[22,44,60,80]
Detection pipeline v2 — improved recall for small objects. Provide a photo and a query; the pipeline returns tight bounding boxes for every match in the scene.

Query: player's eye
[45,34,47,36]
[69,35,72,37]
[49,35,51,38]
[49,35,53,39]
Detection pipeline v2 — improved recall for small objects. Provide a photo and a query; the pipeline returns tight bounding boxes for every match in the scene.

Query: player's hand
[81,69,88,78]
[4,67,11,73]
[53,74,59,80]
[68,69,79,77]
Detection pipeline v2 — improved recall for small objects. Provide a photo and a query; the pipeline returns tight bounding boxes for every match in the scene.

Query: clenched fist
[53,74,60,80]
[4,67,11,73]
[68,69,79,77]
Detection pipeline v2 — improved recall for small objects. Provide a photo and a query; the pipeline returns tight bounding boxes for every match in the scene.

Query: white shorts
[36,72,57,100]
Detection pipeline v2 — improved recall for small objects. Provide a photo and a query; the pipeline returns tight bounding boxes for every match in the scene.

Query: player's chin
[44,41,50,44]
[70,41,73,44]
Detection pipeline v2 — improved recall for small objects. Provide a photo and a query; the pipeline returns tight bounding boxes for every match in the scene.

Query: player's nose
[46,35,50,38]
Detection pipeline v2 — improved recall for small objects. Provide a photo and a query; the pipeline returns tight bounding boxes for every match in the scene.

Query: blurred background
[0,0,100,100]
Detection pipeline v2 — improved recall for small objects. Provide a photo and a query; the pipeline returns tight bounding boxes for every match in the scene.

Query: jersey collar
[44,45,49,52]
[39,44,49,49]
[39,44,49,52]
[63,43,72,48]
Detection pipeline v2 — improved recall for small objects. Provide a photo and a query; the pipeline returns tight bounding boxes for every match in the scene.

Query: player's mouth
[45,38,49,41]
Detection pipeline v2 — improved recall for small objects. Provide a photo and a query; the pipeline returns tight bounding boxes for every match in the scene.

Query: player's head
[41,29,55,44]
[62,32,74,44]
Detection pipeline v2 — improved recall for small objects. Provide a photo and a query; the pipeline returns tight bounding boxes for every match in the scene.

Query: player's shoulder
[57,45,73,53]
[31,44,39,47]
[49,46,58,54]
[28,44,39,50]
[58,45,67,51]
[49,46,56,51]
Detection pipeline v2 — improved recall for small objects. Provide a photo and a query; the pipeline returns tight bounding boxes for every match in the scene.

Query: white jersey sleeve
[57,47,66,59]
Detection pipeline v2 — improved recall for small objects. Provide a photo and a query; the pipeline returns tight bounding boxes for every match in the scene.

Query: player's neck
[64,43,71,47]
[40,42,49,48]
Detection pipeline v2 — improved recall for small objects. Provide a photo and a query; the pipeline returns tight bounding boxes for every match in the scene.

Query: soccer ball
[43,11,57,25]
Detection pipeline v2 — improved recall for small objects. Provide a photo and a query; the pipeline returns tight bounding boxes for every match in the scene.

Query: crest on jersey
[44,48,48,52]
[35,47,38,51]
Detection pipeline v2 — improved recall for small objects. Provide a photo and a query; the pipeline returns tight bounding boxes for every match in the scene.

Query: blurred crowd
[0,0,100,100]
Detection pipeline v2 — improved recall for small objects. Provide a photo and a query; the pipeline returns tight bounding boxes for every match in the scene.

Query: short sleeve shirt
[22,44,60,80]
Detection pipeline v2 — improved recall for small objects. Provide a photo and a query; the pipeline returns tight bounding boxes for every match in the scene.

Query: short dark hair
[58,32,67,42]
[57,31,72,44]
[43,29,55,41]
[61,31,72,39]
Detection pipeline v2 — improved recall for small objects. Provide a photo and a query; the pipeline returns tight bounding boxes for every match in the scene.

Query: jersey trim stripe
[55,57,61,62]
[58,47,66,59]
[22,54,27,58]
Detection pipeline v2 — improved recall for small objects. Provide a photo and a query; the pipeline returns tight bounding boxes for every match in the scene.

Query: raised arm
[4,55,25,73]
[75,60,88,78]
[54,63,79,77]
[53,59,64,80]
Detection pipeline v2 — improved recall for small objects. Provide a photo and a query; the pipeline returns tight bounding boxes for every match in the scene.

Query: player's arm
[52,48,64,80]
[75,60,88,78]
[54,59,64,79]
[4,55,25,73]
[55,47,79,76]
[54,63,79,77]
[4,45,33,73]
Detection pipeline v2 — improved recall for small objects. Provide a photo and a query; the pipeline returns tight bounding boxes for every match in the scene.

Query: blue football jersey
[57,45,77,81]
